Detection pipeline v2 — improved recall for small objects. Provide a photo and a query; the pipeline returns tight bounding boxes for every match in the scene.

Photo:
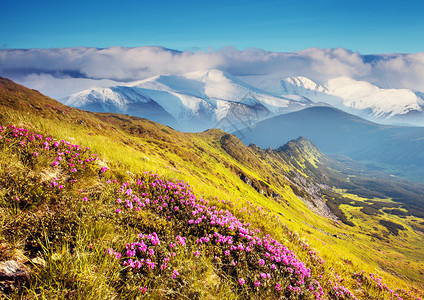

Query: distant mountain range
[239,74,424,126]
[62,69,424,132]
[63,70,311,132]
[278,76,424,126]
[235,106,424,182]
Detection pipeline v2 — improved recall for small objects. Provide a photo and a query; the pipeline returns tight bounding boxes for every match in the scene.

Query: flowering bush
[98,172,327,299]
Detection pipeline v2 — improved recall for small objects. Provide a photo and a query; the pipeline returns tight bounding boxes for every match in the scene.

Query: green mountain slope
[1,77,423,299]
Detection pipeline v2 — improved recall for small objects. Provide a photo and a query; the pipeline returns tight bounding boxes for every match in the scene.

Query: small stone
[0,260,30,281]
[30,257,46,267]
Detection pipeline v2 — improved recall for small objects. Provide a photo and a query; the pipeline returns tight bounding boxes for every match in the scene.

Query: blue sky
[1,0,423,54]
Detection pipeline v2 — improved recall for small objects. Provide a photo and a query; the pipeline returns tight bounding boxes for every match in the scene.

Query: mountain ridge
[236,105,424,183]
[280,76,424,125]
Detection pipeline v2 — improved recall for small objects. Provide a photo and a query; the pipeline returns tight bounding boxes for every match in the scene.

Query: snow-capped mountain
[63,70,311,132]
[279,76,424,126]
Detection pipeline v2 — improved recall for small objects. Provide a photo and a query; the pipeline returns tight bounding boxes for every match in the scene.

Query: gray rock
[0,260,30,281]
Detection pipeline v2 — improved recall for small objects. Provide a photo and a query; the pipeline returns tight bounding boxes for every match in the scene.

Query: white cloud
[369,52,424,91]
[1,46,423,98]
[17,73,123,99]
[297,48,371,79]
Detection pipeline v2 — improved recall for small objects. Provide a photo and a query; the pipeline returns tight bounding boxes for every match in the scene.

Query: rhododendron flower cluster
[0,125,109,184]
[0,125,110,212]
[103,173,327,298]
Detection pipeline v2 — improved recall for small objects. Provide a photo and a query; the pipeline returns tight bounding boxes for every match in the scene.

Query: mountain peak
[278,136,323,161]
[184,69,228,81]
[282,76,326,93]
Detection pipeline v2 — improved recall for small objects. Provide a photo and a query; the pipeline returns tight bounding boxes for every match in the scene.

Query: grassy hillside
[1,77,423,299]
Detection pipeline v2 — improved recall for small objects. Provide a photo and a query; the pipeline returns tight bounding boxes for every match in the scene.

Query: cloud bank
[1,46,423,98]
